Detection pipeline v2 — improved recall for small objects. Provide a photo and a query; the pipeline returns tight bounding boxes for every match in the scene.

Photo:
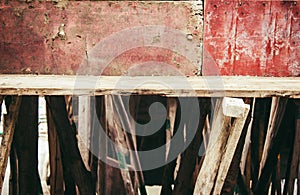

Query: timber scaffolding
[0,0,300,195]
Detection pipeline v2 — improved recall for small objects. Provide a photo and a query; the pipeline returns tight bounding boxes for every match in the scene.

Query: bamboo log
[0,96,21,194]
[45,96,94,195]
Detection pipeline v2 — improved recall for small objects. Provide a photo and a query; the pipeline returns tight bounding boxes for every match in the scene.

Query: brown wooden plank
[46,103,64,195]
[193,97,249,194]
[254,97,288,194]
[221,98,253,194]
[283,102,300,194]
[161,98,177,195]
[173,98,210,195]
[13,96,41,194]
[0,96,21,194]
[213,100,250,194]
[0,75,300,98]
[78,96,91,170]
[45,96,94,195]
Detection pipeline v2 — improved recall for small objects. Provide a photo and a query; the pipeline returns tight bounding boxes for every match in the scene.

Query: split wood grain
[0,75,299,98]
[0,96,21,194]
[193,97,249,195]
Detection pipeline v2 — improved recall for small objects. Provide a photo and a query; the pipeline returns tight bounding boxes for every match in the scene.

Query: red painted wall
[0,1,202,76]
[203,0,300,76]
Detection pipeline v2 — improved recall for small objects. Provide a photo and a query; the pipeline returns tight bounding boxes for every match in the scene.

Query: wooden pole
[78,96,91,170]
[221,98,253,194]
[193,97,249,195]
[283,101,300,194]
[112,95,146,195]
[173,98,211,195]
[45,96,94,195]
[106,95,135,195]
[254,97,288,194]
[251,98,270,187]
[95,96,107,195]
[0,96,21,194]
[160,98,178,195]
[46,102,64,195]
[13,96,42,194]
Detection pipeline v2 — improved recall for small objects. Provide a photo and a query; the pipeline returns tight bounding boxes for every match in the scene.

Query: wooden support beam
[254,97,288,194]
[221,98,253,194]
[112,95,146,195]
[13,96,42,194]
[95,96,108,195]
[78,96,91,171]
[173,98,211,195]
[0,96,21,194]
[213,100,250,194]
[193,97,249,195]
[0,75,299,98]
[283,101,300,194]
[250,98,270,188]
[45,96,94,195]
[106,95,135,195]
[271,154,281,195]
[46,103,64,195]
[161,98,178,195]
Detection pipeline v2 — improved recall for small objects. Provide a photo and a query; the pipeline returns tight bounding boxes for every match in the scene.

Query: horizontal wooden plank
[203,0,300,76]
[0,75,299,98]
[0,1,202,76]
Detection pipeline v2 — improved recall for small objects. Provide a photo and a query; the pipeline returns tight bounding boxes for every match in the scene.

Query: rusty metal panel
[203,0,300,76]
[0,1,203,76]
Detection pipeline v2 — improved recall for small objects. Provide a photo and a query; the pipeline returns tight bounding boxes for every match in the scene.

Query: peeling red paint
[203,0,300,76]
[0,1,202,76]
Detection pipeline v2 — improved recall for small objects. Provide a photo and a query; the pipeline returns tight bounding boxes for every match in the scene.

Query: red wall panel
[203,0,300,76]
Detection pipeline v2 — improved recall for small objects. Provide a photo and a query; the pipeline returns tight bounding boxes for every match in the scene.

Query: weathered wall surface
[0,1,202,76]
[203,0,300,76]
[1,0,299,77]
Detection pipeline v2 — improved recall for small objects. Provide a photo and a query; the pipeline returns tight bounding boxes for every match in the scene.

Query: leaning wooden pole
[0,96,21,194]
[221,98,253,194]
[13,96,42,194]
[173,98,211,195]
[194,97,250,195]
[254,97,288,194]
[46,103,64,195]
[46,96,94,195]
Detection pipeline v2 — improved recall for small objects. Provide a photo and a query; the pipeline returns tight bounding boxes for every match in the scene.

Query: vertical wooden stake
[173,98,210,195]
[78,96,91,170]
[161,98,177,195]
[46,102,64,195]
[283,101,300,194]
[13,96,42,194]
[0,96,21,194]
[46,96,94,195]
[254,97,288,194]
